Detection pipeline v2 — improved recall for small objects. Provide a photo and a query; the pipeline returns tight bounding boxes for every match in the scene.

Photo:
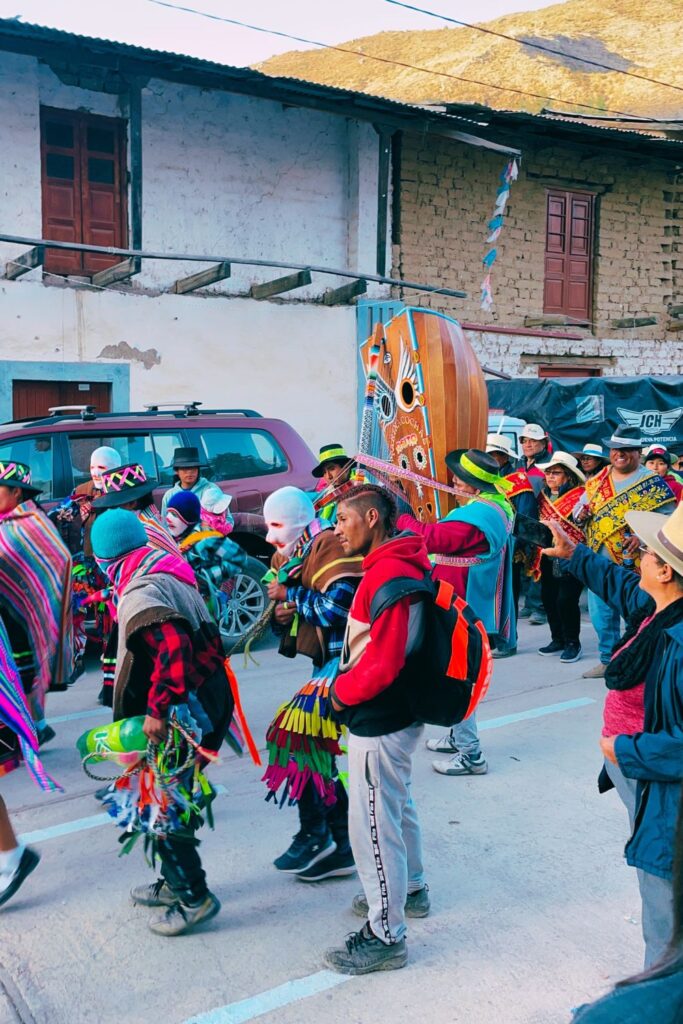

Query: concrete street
[0,616,644,1024]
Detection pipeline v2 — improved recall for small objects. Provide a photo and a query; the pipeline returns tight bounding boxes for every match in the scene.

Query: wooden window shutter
[543,190,594,321]
[41,109,83,275]
[41,108,128,277]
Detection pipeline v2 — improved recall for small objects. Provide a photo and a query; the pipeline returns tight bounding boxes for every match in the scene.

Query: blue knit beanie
[91,509,147,560]
[167,490,201,525]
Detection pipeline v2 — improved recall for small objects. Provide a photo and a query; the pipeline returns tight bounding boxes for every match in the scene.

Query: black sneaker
[0,847,40,908]
[273,831,336,873]
[296,847,356,882]
[538,640,564,656]
[560,642,582,664]
[323,923,407,975]
[37,724,56,747]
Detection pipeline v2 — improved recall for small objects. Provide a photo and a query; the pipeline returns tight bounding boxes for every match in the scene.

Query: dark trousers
[158,833,207,904]
[298,777,350,854]
[540,557,583,645]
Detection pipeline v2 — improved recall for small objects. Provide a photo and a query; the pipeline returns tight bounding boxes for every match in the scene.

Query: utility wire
[385,0,683,98]
[144,0,665,121]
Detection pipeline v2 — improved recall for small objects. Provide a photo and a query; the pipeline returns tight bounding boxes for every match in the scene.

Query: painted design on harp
[358,308,488,524]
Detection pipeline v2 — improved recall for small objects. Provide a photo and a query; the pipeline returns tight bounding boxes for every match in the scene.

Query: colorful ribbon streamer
[480,158,519,312]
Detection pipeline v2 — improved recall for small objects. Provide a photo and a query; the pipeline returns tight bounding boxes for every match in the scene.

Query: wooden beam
[375,127,393,276]
[91,257,140,288]
[5,245,44,280]
[129,82,143,251]
[323,278,367,306]
[172,262,231,295]
[610,316,658,328]
[250,269,311,300]
[524,314,590,328]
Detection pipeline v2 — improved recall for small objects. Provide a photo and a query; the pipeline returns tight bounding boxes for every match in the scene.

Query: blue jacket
[569,543,683,880]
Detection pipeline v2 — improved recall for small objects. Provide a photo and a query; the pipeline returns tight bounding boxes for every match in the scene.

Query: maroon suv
[0,403,318,643]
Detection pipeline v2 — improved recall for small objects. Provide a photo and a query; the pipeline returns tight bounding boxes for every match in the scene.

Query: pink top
[601,613,653,737]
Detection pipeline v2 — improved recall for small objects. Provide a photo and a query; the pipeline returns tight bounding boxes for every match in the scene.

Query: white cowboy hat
[627,502,683,577]
[486,433,516,459]
[536,450,586,484]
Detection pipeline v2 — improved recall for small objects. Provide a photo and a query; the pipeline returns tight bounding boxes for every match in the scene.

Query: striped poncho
[0,617,61,791]
[0,501,73,706]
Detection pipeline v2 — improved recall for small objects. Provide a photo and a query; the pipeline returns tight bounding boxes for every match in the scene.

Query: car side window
[0,435,54,501]
[150,433,185,485]
[196,429,288,481]
[68,433,184,489]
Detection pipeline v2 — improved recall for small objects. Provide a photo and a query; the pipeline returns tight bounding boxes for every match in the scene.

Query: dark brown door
[41,108,128,276]
[543,190,595,321]
[12,381,112,420]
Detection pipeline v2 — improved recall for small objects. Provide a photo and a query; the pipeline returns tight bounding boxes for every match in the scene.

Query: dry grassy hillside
[257,0,683,118]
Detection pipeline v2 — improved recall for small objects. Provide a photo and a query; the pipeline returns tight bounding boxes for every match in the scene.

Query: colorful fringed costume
[0,618,61,790]
[263,520,363,805]
[0,501,72,711]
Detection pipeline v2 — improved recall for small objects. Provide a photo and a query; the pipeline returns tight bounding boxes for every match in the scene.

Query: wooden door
[543,190,595,321]
[12,381,112,420]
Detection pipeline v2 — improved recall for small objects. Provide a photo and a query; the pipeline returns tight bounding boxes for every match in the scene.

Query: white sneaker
[425,732,459,754]
[432,751,488,776]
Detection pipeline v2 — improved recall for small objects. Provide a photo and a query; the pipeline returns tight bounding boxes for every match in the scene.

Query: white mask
[165,510,188,538]
[263,486,316,560]
[90,446,121,488]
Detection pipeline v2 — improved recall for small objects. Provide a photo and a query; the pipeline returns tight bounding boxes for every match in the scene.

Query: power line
[385,0,683,98]
[144,0,664,121]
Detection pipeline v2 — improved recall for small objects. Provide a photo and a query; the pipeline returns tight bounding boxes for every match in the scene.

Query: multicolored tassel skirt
[263,656,342,807]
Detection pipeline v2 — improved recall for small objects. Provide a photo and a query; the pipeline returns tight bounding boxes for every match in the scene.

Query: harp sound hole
[401,380,415,406]
[399,455,410,471]
[426,502,434,515]
[379,394,393,419]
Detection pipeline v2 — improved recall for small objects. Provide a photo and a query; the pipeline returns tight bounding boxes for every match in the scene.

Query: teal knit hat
[91,509,147,560]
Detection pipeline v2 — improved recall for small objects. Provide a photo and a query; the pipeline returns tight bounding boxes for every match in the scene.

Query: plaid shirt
[286,579,357,658]
[136,621,224,719]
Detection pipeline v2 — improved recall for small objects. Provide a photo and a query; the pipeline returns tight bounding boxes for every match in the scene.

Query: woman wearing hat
[542,502,683,967]
[160,447,229,521]
[535,452,586,664]
[0,461,72,746]
[644,447,683,503]
[572,443,609,481]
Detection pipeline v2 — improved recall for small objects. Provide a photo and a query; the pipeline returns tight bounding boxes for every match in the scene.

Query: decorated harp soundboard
[358,307,488,522]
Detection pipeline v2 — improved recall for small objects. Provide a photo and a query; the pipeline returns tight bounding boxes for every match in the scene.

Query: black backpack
[369,574,493,728]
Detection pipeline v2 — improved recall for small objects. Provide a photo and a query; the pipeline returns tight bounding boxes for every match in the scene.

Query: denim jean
[587,590,621,665]
[451,712,481,758]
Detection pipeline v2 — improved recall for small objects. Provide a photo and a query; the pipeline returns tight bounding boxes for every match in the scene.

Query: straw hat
[536,451,586,484]
[627,503,683,577]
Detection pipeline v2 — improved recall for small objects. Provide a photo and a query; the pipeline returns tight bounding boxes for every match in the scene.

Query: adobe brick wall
[393,131,683,375]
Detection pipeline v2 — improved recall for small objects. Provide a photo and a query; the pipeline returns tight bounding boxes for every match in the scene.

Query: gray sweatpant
[347,723,426,945]
[604,758,674,967]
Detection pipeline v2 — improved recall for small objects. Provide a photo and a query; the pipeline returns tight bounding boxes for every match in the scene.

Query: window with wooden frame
[40,107,128,276]
[543,189,595,322]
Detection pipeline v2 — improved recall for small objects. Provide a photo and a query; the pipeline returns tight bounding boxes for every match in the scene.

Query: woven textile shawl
[0,501,73,701]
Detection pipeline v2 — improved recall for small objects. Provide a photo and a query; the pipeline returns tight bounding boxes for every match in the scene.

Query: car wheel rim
[220,573,266,640]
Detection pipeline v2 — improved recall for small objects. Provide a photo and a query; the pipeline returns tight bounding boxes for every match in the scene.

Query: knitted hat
[90,509,147,560]
[167,490,202,525]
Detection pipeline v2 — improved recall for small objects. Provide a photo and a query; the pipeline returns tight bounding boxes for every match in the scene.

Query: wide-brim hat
[312,443,354,478]
[536,451,586,484]
[445,448,511,494]
[520,423,548,442]
[486,433,516,459]
[0,460,42,498]
[627,503,683,577]
[572,443,608,462]
[92,463,157,509]
[602,426,642,449]
[172,446,204,469]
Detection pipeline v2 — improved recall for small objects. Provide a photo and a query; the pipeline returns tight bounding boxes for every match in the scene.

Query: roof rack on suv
[144,401,203,416]
[48,404,98,421]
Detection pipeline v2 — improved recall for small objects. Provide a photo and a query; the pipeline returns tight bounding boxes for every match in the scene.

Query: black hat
[172,447,204,469]
[91,463,157,509]
[312,443,353,479]
[0,459,42,498]
[601,426,642,450]
[445,448,511,494]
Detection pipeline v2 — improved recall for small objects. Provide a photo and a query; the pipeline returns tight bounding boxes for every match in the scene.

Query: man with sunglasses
[574,426,676,678]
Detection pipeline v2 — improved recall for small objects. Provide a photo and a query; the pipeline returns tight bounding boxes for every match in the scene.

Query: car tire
[218,554,269,649]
